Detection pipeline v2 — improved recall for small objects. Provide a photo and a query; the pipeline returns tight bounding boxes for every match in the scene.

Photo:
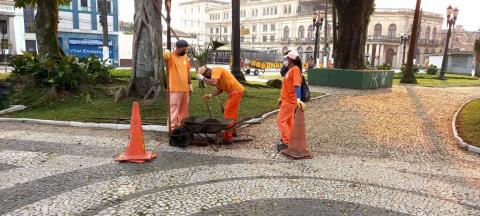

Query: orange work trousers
[277,101,297,144]
[224,91,244,141]
[169,92,189,129]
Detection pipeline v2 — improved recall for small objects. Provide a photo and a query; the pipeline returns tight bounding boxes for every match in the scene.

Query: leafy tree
[331,0,375,69]
[14,0,70,59]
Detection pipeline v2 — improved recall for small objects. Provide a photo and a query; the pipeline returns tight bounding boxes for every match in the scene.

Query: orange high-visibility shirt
[211,67,245,93]
[167,52,191,93]
[280,66,302,104]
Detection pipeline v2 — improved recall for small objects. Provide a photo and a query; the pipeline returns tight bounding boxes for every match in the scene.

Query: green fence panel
[307,68,394,89]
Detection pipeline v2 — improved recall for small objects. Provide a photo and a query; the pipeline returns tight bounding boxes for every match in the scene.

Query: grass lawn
[6,77,322,124]
[394,73,480,87]
[0,73,10,81]
[457,98,480,148]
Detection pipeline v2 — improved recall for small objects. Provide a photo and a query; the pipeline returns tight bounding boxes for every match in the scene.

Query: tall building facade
[178,0,445,69]
[174,0,229,46]
[439,25,480,53]
[55,0,119,65]
[0,0,27,55]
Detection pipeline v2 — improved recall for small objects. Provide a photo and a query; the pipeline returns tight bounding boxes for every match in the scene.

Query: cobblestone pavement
[1,85,480,215]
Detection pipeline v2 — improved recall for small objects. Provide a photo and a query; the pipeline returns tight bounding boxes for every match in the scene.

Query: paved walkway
[0,85,479,215]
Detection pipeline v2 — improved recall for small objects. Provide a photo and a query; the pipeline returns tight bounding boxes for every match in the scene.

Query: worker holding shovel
[163,40,193,129]
[196,66,245,145]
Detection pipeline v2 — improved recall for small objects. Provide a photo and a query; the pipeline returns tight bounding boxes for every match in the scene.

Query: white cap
[284,50,299,60]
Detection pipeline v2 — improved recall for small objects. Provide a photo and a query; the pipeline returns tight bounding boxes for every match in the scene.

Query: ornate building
[438,25,480,53]
[177,0,446,69]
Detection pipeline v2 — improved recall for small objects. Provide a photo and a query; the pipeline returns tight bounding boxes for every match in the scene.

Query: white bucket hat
[284,50,299,60]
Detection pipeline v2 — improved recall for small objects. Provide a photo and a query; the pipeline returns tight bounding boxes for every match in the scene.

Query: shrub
[426,64,439,75]
[266,79,282,89]
[377,63,391,70]
[9,52,113,91]
[401,64,419,74]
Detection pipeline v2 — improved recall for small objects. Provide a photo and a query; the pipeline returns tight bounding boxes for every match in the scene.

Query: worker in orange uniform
[163,40,193,129]
[276,50,306,151]
[196,66,245,144]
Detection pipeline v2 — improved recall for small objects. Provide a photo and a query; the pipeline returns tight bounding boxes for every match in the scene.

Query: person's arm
[202,77,218,86]
[163,50,172,61]
[203,88,223,101]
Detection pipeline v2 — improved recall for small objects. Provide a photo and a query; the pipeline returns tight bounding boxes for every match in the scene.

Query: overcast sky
[119,0,480,31]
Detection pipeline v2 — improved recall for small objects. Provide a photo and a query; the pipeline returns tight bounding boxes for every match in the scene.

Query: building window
[25,40,37,53]
[252,35,256,43]
[424,48,429,54]
[252,25,256,32]
[79,0,89,11]
[216,28,219,34]
[0,20,7,35]
[224,36,228,42]
[374,24,382,37]
[307,25,314,39]
[210,28,213,34]
[97,0,112,14]
[224,27,227,33]
[282,47,288,54]
[283,26,289,39]
[23,7,35,33]
[288,5,292,14]
[263,8,266,15]
[425,26,431,41]
[432,27,437,41]
[297,5,301,13]
[283,5,287,14]
[455,37,460,43]
[241,37,245,42]
[297,47,304,59]
[388,24,396,37]
[270,35,275,42]
[306,46,313,58]
[263,24,268,31]
[274,7,277,15]
[271,24,275,31]
[263,36,267,42]
[298,25,305,39]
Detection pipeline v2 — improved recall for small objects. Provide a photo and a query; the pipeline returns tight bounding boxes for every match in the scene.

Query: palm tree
[400,0,421,84]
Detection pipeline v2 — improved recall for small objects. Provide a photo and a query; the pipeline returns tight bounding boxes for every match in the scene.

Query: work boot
[276,143,288,152]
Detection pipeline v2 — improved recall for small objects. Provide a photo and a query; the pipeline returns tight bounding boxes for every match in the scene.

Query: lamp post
[400,35,409,65]
[439,5,459,80]
[0,21,6,73]
[312,10,324,67]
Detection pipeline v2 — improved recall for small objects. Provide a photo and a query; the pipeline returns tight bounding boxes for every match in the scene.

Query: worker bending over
[163,40,193,129]
[196,66,245,144]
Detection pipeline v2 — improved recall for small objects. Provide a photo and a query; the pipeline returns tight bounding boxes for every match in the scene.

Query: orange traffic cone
[116,101,157,163]
[282,109,313,160]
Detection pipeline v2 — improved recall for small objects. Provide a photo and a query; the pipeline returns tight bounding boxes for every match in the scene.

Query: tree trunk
[331,0,337,59]
[35,0,62,59]
[400,0,420,84]
[127,0,166,98]
[332,0,374,69]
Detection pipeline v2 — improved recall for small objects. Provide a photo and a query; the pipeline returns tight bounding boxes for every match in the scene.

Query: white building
[174,0,229,46]
[178,0,445,69]
[0,0,27,55]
